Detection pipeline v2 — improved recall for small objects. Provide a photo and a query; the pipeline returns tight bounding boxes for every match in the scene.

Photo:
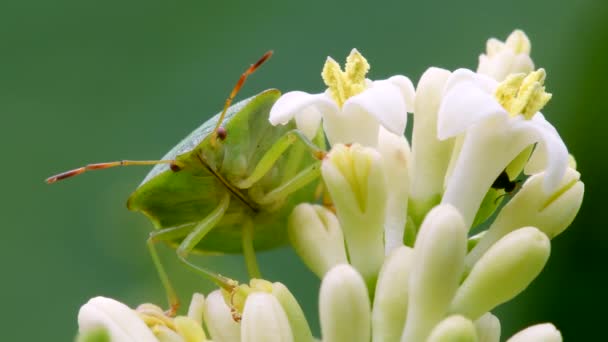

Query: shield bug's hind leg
[173,192,235,288]
[147,192,233,314]
[234,129,326,189]
[241,219,261,278]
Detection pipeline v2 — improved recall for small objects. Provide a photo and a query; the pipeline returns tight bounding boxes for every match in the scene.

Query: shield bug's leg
[250,162,322,206]
[45,159,183,183]
[234,129,326,189]
[241,219,261,279]
[146,193,232,314]
[174,193,233,283]
[211,51,273,146]
[147,224,206,315]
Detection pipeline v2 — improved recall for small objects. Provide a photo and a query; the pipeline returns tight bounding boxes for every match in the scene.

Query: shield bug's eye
[170,163,182,172]
[217,127,227,140]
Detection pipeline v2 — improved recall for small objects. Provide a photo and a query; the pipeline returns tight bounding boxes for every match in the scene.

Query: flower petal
[323,102,380,146]
[443,68,497,96]
[294,106,322,139]
[320,264,371,342]
[387,75,416,111]
[438,70,505,140]
[478,50,534,81]
[343,78,408,136]
[78,297,158,342]
[268,90,336,127]
[410,67,452,204]
[203,290,241,342]
[241,293,293,342]
[523,113,569,192]
[441,115,538,228]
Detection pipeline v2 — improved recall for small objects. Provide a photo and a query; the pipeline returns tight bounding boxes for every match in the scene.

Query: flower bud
[78,297,157,342]
[401,204,467,342]
[76,327,110,342]
[203,290,241,342]
[288,203,347,278]
[451,227,550,320]
[241,292,293,342]
[377,127,411,253]
[322,143,387,291]
[187,293,205,326]
[506,323,562,342]
[154,325,184,342]
[477,30,534,81]
[409,67,453,228]
[372,246,414,342]
[320,264,371,342]
[466,168,582,268]
[173,316,206,342]
[474,312,501,342]
[271,282,314,342]
[427,315,477,342]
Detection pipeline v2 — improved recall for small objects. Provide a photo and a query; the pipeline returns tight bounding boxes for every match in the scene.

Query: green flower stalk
[76,31,583,342]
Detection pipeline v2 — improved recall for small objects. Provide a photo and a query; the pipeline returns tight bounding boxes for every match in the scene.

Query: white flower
[506,323,562,342]
[477,29,535,81]
[408,67,453,230]
[78,297,158,342]
[319,264,371,342]
[401,204,467,342]
[438,68,569,228]
[321,143,387,290]
[203,290,241,342]
[466,167,584,268]
[450,227,551,320]
[269,48,414,147]
[241,293,293,342]
[288,203,348,278]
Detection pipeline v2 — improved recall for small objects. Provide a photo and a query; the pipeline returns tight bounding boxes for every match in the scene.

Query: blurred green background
[2,0,606,340]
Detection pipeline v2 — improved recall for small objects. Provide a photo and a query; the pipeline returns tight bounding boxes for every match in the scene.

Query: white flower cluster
[77,30,583,342]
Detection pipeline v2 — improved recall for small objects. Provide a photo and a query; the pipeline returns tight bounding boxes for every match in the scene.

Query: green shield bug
[47,51,327,313]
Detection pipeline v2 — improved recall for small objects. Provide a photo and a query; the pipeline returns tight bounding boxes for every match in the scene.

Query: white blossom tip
[507,323,562,342]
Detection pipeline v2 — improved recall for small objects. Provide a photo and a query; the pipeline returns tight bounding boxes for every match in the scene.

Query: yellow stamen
[495,69,552,119]
[221,278,274,318]
[322,49,370,107]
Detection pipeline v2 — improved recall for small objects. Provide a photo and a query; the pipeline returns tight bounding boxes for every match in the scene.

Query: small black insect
[491,169,518,193]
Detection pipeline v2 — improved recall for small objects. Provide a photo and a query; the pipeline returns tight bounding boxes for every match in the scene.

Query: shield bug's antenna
[46,159,181,184]
[211,50,273,146]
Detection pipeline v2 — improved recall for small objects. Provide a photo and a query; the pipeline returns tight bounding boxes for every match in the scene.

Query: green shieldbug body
[47,52,326,313]
[128,89,324,254]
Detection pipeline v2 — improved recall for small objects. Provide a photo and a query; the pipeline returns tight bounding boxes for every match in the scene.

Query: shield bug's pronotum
[47,51,327,313]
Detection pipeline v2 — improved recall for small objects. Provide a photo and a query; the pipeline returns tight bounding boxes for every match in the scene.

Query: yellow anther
[322,49,370,107]
[222,278,274,317]
[495,69,552,119]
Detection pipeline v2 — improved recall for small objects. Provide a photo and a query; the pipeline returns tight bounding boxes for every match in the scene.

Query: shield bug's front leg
[234,129,326,189]
[249,161,322,206]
